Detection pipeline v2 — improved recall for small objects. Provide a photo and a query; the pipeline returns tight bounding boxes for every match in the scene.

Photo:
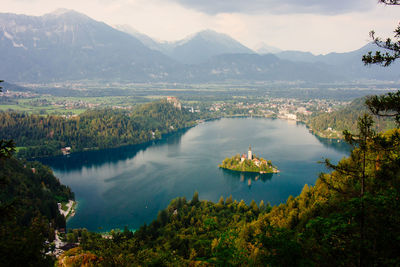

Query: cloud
[168,0,376,15]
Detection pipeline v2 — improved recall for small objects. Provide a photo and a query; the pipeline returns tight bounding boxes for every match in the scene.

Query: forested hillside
[0,100,196,158]
[304,97,396,138]
[0,157,74,266]
[58,121,400,266]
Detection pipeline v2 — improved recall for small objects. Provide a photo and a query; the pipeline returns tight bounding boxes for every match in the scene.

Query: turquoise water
[40,118,349,232]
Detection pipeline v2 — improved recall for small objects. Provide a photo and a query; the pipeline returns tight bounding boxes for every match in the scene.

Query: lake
[40,118,349,232]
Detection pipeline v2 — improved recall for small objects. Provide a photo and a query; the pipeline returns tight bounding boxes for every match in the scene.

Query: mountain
[113,24,162,52]
[165,30,255,65]
[0,9,179,82]
[1,10,400,84]
[180,53,342,83]
[117,27,255,65]
[275,50,320,63]
[255,42,282,54]
[275,43,400,80]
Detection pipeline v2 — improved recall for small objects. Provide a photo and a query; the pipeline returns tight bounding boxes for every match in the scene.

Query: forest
[0,155,74,266]
[0,100,197,158]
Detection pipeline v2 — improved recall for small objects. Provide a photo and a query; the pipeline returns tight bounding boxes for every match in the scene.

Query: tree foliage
[365,91,400,125]
[362,1,400,125]
[0,157,74,266]
[362,0,400,66]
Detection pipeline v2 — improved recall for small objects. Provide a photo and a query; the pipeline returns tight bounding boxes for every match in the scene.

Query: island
[219,146,279,174]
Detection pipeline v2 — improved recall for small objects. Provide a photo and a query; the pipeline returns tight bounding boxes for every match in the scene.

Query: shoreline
[219,166,280,174]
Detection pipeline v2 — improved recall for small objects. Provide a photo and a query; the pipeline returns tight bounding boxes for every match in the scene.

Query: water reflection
[39,129,189,172]
[220,168,274,184]
[314,135,351,154]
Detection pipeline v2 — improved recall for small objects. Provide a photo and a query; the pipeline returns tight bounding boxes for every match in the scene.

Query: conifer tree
[0,80,15,159]
[362,1,400,125]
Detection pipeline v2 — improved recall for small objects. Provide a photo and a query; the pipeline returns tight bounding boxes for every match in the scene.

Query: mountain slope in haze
[167,30,255,64]
[181,53,343,83]
[2,9,400,83]
[275,43,400,80]
[117,27,255,65]
[255,42,282,54]
[0,9,179,82]
[114,24,163,52]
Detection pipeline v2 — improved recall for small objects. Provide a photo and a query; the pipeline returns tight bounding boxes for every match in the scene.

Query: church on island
[240,146,261,167]
[219,145,279,174]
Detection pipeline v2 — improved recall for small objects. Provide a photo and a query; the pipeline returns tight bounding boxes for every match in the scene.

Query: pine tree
[362,1,400,125]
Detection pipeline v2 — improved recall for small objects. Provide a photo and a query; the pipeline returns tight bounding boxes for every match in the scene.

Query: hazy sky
[1,0,399,54]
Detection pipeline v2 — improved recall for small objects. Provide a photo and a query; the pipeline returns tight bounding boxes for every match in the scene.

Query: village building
[166,96,182,110]
[61,147,71,155]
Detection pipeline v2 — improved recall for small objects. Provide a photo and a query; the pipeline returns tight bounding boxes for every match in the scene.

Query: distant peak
[48,8,75,15]
[178,29,230,44]
[198,29,219,35]
[45,8,89,19]
[196,29,227,38]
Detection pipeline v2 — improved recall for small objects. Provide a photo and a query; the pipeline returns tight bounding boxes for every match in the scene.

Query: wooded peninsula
[0,99,197,158]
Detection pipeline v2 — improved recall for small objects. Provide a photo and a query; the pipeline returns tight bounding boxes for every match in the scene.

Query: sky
[1,0,399,55]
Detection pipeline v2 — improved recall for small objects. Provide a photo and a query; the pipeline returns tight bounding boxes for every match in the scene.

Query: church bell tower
[248,145,252,160]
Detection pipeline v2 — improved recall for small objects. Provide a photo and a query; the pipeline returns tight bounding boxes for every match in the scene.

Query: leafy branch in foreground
[362,1,400,67]
[379,0,400,5]
[362,27,400,67]
[362,2,400,126]
[366,91,400,125]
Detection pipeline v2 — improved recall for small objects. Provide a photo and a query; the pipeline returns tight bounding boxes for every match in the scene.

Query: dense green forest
[0,100,197,158]
[0,156,74,266]
[303,97,396,138]
[57,116,400,266]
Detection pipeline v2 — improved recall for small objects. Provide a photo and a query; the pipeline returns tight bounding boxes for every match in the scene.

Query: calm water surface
[40,118,349,232]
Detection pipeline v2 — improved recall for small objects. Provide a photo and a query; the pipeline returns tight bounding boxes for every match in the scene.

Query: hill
[0,99,196,158]
[304,97,396,138]
[0,156,74,266]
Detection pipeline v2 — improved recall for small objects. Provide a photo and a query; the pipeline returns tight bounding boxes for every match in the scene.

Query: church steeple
[248,145,252,160]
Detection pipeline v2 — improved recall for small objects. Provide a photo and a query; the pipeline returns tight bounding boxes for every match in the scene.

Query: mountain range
[1,9,399,84]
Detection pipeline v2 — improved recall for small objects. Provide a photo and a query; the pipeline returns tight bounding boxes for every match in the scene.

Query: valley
[1,3,400,265]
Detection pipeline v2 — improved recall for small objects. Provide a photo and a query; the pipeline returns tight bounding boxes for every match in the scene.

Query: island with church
[219,146,279,174]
